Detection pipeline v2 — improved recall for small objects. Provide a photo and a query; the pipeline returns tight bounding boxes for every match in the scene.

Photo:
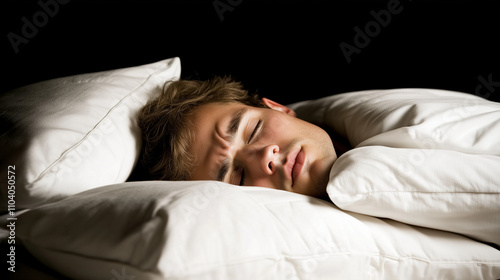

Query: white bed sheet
[10,88,500,279]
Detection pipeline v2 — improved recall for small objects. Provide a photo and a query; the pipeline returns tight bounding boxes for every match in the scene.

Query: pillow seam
[29,67,166,186]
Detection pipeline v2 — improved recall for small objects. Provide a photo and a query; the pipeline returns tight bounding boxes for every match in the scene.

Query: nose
[261,144,280,175]
[238,144,280,175]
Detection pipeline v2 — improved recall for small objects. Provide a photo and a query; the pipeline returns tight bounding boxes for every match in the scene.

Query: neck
[324,127,352,158]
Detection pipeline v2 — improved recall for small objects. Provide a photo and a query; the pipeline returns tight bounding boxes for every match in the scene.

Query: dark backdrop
[2,0,499,104]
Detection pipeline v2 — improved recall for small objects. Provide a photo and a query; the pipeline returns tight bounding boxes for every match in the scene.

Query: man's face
[188,99,337,198]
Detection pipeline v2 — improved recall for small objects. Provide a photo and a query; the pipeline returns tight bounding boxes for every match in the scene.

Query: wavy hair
[138,76,265,181]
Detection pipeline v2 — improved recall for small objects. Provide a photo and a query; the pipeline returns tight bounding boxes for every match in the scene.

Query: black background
[2,0,499,104]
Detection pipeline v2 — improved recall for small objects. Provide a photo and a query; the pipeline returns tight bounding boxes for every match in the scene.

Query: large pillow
[16,181,500,279]
[328,146,500,246]
[289,88,500,246]
[0,58,181,210]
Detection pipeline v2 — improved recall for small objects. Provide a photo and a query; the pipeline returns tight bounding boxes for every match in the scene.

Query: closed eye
[248,120,261,143]
[238,120,261,186]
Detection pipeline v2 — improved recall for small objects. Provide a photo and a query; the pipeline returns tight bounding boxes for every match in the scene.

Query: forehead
[189,102,248,129]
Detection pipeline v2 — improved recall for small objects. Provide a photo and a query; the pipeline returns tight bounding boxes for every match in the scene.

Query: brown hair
[138,76,265,181]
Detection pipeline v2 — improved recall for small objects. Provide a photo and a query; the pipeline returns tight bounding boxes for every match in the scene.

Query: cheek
[264,116,297,140]
[266,116,288,133]
[263,114,331,148]
[258,125,279,144]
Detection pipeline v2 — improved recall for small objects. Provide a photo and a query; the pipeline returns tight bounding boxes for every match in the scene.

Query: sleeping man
[138,76,500,248]
[138,76,349,199]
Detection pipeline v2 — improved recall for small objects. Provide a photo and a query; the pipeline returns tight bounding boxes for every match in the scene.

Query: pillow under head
[0,57,181,210]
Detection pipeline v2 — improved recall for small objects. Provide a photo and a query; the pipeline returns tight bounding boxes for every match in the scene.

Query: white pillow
[328,146,500,246]
[17,181,500,279]
[290,88,500,246]
[0,58,181,210]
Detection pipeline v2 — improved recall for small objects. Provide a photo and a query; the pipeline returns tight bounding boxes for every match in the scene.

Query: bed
[1,57,499,279]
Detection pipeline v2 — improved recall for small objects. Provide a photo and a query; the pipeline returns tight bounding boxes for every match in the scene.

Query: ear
[261,98,296,117]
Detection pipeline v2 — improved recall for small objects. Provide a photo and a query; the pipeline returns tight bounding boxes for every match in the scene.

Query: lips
[292,149,305,185]
[285,148,304,187]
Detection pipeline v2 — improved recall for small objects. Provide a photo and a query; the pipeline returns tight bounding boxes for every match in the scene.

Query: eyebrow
[216,108,248,182]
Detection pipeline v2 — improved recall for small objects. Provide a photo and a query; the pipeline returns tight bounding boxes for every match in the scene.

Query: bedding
[289,88,500,247]
[0,57,181,210]
[15,181,500,279]
[1,58,499,279]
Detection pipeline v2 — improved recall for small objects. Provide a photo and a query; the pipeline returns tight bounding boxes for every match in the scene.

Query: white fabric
[289,88,500,246]
[0,58,181,210]
[17,181,500,280]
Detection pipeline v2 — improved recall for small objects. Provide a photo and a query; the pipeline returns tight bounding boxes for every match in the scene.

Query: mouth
[285,148,304,188]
